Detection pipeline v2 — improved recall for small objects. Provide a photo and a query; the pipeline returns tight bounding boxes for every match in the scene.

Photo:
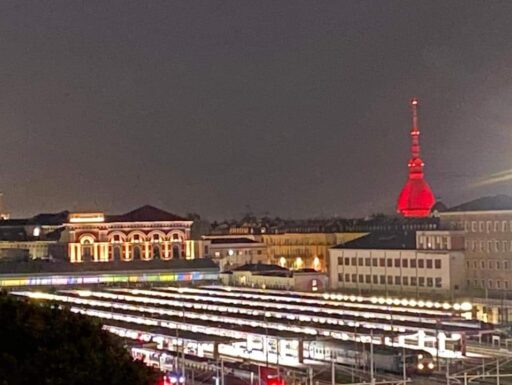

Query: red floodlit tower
[396,98,435,217]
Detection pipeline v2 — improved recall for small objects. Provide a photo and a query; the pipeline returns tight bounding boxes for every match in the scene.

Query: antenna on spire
[410,97,419,133]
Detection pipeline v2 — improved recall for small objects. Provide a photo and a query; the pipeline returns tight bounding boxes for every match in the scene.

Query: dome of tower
[397,178,435,217]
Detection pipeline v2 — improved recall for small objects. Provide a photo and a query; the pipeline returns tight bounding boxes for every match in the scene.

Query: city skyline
[1,2,512,219]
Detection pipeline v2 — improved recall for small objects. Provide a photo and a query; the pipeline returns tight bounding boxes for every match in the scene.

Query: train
[304,340,434,375]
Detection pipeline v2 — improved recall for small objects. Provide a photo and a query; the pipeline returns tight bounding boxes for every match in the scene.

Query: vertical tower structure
[397,98,435,217]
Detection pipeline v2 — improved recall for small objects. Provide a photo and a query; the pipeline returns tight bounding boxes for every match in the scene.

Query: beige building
[439,196,512,296]
[259,232,366,272]
[220,263,328,292]
[328,231,465,298]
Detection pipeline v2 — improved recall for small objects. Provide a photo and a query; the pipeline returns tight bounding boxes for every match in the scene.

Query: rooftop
[333,231,416,250]
[445,195,512,212]
[209,237,259,244]
[105,205,188,223]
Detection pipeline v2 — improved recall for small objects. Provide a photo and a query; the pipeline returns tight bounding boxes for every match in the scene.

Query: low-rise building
[328,231,465,298]
[259,232,366,271]
[220,263,328,292]
[196,236,267,271]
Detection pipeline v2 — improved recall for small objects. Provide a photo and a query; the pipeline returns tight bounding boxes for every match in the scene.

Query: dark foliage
[0,292,159,385]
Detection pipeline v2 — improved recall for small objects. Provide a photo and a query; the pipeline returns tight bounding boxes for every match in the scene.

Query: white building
[220,263,328,292]
[328,231,465,298]
[195,236,268,271]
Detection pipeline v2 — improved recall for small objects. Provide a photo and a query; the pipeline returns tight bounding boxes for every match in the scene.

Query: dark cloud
[0,1,511,219]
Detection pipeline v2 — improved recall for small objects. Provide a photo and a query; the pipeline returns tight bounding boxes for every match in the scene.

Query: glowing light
[460,302,472,312]
[428,362,434,370]
[417,363,424,370]
[69,213,105,223]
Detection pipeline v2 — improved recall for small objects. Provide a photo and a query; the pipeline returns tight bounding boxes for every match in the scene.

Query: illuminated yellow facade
[67,206,192,263]
[259,232,366,271]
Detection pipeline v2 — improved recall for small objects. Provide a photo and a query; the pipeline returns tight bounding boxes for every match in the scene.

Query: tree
[0,292,159,385]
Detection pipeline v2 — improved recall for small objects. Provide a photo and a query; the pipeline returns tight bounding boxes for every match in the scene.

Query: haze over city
[1,1,512,219]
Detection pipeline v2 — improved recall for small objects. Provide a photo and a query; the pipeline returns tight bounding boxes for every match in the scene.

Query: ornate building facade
[67,206,192,263]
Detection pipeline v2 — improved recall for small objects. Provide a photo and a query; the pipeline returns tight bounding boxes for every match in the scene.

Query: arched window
[172,245,181,259]
[82,240,93,261]
[153,246,161,259]
[133,245,142,260]
[113,246,122,261]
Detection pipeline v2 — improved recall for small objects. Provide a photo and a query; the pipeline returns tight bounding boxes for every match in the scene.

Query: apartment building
[328,230,465,298]
[439,195,512,296]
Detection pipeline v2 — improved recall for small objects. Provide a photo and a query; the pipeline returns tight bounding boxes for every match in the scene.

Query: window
[427,277,433,287]
[113,246,122,260]
[387,276,393,285]
[365,258,371,266]
[172,245,181,259]
[419,277,425,287]
[351,257,357,266]
[503,221,508,232]
[395,258,400,268]
[494,221,499,232]
[466,261,470,269]
[358,257,363,266]
[488,280,493,289]
[496,241,500,251]
[435,277,442,288]
[380,275,386,284]
[338,257,344,265]
[472,241,476,251]
[426,259,433,269]
[488,241,492,252]
[496,280,501,289]
[473,260,477,269]
[479,222,484,232]
[481,260,485,269]
[418,259,424,268]
[402,259,408,268]
[351,274,357,282]
[358,274,364,283]
[365,275,371,284]
[372,258,378,267]
[403,276,409,286]
[133,245,142,260]
[435,260,441,269]
[338,273,344,282]
[153,246,161,259]
[345,257,350,265]
[410,259,417,268]
[153,233,160,242]
[387,259,392,267]
[503,241,508,252]
[471,221,477,232]
[489,261,495,269]
[373,275,378,284]
[379,258,385,267]
[345,274,350,282]
[395,276,401,285]
[497,261,501,270]
[487,221,491,233]
[411,277,417,286]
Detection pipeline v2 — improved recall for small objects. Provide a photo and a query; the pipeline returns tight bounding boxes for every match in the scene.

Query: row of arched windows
[81,242,182,261]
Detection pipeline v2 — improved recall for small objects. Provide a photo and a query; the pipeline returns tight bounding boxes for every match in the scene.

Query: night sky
[1,1,512,219]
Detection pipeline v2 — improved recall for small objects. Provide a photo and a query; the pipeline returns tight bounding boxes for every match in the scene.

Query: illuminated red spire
[397,98,435,217]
